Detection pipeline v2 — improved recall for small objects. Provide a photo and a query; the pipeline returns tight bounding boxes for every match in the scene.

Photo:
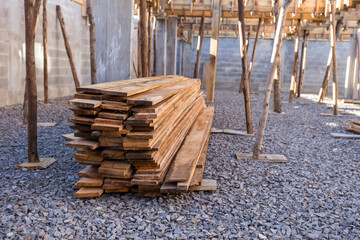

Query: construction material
[15,158,57,170]
[65,76,215,197]
[330,133,360,139]
[236,153,288,163]
[344,119,360,134]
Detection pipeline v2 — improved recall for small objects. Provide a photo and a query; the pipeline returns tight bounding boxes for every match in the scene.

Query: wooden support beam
[207,0,220,103]
[318,19,342,103]
[140,0,149,77]
[238,0,253,134]
[194,16,205,79]
[273,0,282,113]
[253,0,292,159]
[246,30,251,53]
[148,6,152,77]
[56,5,80,88]
[43,0,48,104]
[24,0,39,163]
[297,29,308,98]
[87,0,97,84]
[153,22,157,76]
[137,25,142,77]
[330,0,338,115]
[181,40,185,75]
[289,19,301,103]
[248,17,262,83]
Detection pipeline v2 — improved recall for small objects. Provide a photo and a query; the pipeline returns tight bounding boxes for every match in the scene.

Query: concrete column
[155,18,167,76]
[94,0,134,82]
[166,17,177,75]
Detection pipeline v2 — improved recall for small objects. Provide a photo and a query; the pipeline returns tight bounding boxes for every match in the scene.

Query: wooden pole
[137,24,142,78]
[56,5,80,88]
[207,0,220,103]
[139,0,148,77]
[248,18,262,83]
[318,19,342,103]
[24,0,39,163]
[297,30,308,98]
[153,22,157,76]
[289,19,301,103]
[148,6,152,77]
[253,0,292,159]
[273,0,282,113]
[194,16,205,79]
[246,31,251,53]
[238,0,253,134]
[43,0,48,104]
[181,40,185,76]
[330,0,338,115]
[87,0,97,84]
[23,0,42,123]
[357,30,360,99]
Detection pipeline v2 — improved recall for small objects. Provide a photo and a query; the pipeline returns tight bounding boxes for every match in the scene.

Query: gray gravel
[0,91,360,239]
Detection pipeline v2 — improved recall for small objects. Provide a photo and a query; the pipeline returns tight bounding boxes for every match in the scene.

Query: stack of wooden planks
[64,76,216,198]
[344,119,360,134]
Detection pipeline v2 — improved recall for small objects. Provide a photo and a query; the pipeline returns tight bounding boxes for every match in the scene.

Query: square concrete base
[236,153,288,163]
[15,158,57,170]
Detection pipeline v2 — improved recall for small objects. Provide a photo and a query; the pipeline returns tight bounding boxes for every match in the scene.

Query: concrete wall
[182,37,352,97]
[0,0,90,107]
[93,0,134,82]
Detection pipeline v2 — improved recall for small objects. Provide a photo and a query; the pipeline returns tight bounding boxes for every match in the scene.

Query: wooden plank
[62,133,81,141]
[68,116,94,125]
[189,179,217,191]
[101,77,188,97]
[166,107,214,183]
[92,123,123,132]
[69,106,100,116]
[15,158,56,170]
[78,165,103,179]
[75,93,103,100]
[69,99,101,108]
[75,187,103,198]
[66,139,100,150]
[98,112,128,120]
[75,177,103,187]
[348,119,360,126]
[236,153,288,163]
[330,133,360,139]
[126,79,199,106]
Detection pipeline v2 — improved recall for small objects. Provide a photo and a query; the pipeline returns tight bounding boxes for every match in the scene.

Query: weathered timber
[297,30,308,97]
[248,18,262,83]
[194,16,205,79]
[87,0,97,84]
[139,0,148,77]
[289,19,301,103]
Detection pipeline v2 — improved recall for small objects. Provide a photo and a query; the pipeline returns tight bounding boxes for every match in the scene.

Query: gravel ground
[0,90,360,239]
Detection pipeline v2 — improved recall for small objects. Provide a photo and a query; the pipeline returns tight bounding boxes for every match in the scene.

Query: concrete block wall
[0,0,90,107]
[182,37,352,97]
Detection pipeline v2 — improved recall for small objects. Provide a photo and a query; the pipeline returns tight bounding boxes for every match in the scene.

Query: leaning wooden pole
[330,0,338,115]
[139,0,148,77]
[43,0,49,104]
[194,16,205,79]
[297,30,308,97]
[253,0,292,159]
[248,18,262,82]
[87,0,97,84]
[56,5,80,88]
[207,0,220,103]
[238,0,253,134]
[181,40,185,76]
[24,0,39,163]
[153,22,157,76]
[273,0,282,113]
[289,19,301,103]
[318,19,342,103]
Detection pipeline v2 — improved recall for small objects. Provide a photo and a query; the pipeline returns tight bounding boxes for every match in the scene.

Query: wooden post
[246,31,251,53]
[194,16,205,79]
[253,0,292,159]
[23,0,42,123]
[148,5,152,77]
[24,0,39,163]
[318,19,342,103]
[289,19,301,103]
[330,0,338,115]
[87,0,97,84]
[207,0,220,103]
[273,0,282,113]
[137,24,142,77]
[139,0,148,77]
[181,40,185,76]
[153,22,157,76]
[56,5,80,88]
[238,0,253,134]
[43,0,48,104]
[297,30,308,98]
[248,18,262,83]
